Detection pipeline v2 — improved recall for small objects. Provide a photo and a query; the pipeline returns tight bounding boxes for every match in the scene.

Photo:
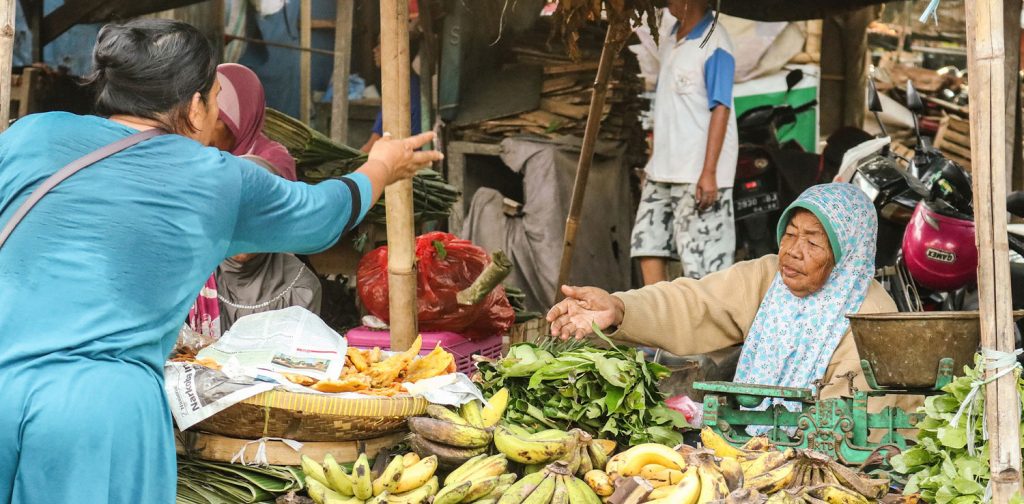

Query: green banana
[302,455,330,487]
[353,453,373,500]
[459,400,485,428]
[587,443,609,472]
[461,475,503,502]
[407,416,492,448]
[365,490,389,504]
[432,480,473,504]
[496,471,547,504]
[458,454,509,484]
[522,474,557,504]
[566,476,602,504]
[324,454,355,496]
[550,475,571,504]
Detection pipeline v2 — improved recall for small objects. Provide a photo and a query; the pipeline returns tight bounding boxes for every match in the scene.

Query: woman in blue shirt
[0,19,441,503]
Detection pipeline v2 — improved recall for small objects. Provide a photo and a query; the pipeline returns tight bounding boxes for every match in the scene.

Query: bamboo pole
[330,0,354,144]
[381,0,417,351]
[0,0,16,131]
[299,0,312,124]
[965,0,1024,502]
[225,35,337,57]
[555,22,629,297]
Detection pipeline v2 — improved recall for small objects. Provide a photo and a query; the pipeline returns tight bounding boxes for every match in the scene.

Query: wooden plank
[942,128,972,150]
[380,0,417,351]
[948,115,971,135]
[940,139,973,161]
[542,76,577,94]
[541,98,589,120]
[175,430,406,466]
[330,0,353,144]
[299,0,312,124]
[964,1,1024,502]
[0,0,16,132]
[311,18,335,30]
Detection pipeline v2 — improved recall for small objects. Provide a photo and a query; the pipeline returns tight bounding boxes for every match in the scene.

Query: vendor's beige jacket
[611,255,919,412]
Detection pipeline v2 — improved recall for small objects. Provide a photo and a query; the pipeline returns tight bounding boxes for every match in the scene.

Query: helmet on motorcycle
[902,201,977,291]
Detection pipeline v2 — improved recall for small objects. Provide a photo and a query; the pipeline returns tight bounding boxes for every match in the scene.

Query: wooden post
[0,0,16,132]
[381,0,417,351]
[965,0,1024,502]
[330,0,354,144]
[299,0,312,124]
[555,22,629,296]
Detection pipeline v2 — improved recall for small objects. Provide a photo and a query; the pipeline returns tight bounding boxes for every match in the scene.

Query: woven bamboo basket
[193,390,428,442]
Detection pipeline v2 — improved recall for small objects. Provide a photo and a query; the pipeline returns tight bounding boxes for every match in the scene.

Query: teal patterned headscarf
[733,184,877,397]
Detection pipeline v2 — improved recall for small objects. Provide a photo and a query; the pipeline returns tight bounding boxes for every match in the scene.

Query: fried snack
[405,344,456,382]
[367,335,423,387]
[312,374,371,393]
[346,347,370,372]
[281,372,319,387]
[193,357,222,371]
[368,346,382,364]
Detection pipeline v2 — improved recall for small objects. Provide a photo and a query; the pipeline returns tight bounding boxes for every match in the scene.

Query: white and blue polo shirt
[645,12,738,188]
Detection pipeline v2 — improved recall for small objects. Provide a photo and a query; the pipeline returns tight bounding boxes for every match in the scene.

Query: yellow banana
[612,443,688,477]
[522,474,557,504]
[742,436,773,452]
[442,453,488,487]
[353,453,373,500]
[493,425,574,464]
[308,478,347,504]
[365,491,389,504]
[387,475,438,504]
[645,467,700,504]
[402,453,420,468]
[812,485,870,504]
[497,471,548,504]
[379,455,405,494]
[461,474,506,502]
[459,400,485,428]
[640,463,686,488]
[700,427,746,460]
[431,479,473,504]
[458,454,509,484]
[324,454,355,496]
[697,464,730,504]
[604,452,626,476]
[741,449,795,480]
[407,417,492,449]
[582,470,614,497]
[592,439,617,456]
[481,388,509,427]
[743,460,797,494]
[394,455,438,494]
[302,455,330,488]
[426,404,468,425]
[566,475,603,504]
[717,456,744,492]
[577,444,594,476]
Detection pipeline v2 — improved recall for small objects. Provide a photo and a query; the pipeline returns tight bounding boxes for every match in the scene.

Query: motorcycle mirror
[906,81,925,113]
[868,79,884,113]
[785,69,804,93]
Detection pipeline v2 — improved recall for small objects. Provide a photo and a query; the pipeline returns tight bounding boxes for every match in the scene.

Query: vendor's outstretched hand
[546,285,625,340]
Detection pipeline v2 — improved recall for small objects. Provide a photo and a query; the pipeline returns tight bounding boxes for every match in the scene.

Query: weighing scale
[694,312,987,466]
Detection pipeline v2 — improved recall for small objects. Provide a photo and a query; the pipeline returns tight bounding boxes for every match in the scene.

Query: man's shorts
[630,180,736,279]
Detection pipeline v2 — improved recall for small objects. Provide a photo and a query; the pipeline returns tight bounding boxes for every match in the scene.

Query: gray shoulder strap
[0,127,166,250]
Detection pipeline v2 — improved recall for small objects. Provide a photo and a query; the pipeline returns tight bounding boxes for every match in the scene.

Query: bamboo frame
[380,0,417,351]
[299,0,312,124]
[965,0,1023,501]
[0,0,16,131]
[330,0,354,144]
[555,22,630,295]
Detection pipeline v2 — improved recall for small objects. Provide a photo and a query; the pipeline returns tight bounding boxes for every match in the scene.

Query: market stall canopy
[41,0,207,45]
[719,0,890,21]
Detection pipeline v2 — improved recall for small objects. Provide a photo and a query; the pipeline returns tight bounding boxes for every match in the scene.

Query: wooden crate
[933,114,972,171]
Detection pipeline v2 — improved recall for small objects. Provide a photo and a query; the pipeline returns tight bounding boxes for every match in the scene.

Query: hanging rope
[230,437,305,467]
[949,348,1023,457]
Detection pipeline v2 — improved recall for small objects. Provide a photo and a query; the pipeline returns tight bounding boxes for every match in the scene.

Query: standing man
[631,0,738,283]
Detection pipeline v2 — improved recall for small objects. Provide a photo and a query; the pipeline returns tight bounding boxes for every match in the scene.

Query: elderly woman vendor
[548,184,896,401]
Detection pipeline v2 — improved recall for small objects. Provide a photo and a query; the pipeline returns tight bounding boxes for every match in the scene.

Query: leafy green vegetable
[477,327,688,446]
[891,356,1022,503]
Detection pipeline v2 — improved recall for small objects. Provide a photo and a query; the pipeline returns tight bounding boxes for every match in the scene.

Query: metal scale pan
[847,311,1022,391]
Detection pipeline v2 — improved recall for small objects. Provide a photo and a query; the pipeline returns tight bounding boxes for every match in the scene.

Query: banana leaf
[176,458,303,504]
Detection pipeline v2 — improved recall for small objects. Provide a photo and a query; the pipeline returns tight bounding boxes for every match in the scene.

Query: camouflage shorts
[630,180,736,279]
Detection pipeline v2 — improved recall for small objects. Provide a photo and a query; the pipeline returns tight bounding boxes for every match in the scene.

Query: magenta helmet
[902,201,977,291]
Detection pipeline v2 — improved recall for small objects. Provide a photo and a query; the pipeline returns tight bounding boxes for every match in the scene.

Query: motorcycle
[734,69,821,258]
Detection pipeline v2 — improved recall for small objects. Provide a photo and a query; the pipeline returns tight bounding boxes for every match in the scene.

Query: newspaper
[196,306,347,382]
[164,361,274,431]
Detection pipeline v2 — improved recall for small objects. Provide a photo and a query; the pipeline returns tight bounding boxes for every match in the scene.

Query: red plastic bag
[357,232,515,340]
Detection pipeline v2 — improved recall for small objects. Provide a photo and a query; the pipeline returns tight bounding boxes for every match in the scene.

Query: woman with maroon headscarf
[178,64,309,350]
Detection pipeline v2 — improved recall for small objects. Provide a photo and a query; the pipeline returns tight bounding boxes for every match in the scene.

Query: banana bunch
[432,453,516,504]
[700,428,889,504]
[407,393,507,467]
[493,425,578,466]
[301,451,440,504]
[496,461,602,504]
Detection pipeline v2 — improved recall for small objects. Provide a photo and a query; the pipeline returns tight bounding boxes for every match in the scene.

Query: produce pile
[176,458,304,504]
[891,358,1022,503]
[285,335,455,396]
[301,451,443,504]
[262,108,459,225]
[476,338,688,446]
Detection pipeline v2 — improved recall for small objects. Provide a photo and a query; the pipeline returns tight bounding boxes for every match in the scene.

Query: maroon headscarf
[216,63,298,181]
